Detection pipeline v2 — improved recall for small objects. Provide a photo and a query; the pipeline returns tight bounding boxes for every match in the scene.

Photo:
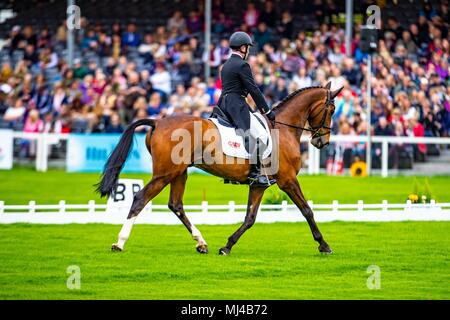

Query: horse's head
[309,82,343,149]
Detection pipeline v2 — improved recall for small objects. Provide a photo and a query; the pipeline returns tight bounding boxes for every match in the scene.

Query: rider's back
[221,54,248,97]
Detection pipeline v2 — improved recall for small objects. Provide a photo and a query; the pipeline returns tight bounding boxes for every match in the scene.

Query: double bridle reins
[273,90,334,139]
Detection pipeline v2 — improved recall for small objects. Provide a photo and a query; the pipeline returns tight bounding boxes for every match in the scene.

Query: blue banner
[67,134,152,173]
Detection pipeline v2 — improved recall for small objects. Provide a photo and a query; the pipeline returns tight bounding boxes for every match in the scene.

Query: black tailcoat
[218,54,269,131]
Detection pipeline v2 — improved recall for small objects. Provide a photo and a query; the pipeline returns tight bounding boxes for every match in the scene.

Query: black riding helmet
[229,31,253,49]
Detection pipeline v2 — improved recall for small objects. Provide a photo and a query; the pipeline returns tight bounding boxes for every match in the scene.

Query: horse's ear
[325,81,332,90]
[331,86,344,98]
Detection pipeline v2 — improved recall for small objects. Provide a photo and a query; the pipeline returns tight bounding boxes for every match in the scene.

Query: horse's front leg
[279,178,332,254]
[219,186,267,255]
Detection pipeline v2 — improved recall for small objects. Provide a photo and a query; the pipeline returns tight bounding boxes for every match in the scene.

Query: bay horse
[96,82,342,255]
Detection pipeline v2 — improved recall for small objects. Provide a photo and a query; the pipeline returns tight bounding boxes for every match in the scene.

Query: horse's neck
[276,92,315,136]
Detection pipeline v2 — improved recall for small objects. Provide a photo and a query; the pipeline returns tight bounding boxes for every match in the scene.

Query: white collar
[231,51,244,59]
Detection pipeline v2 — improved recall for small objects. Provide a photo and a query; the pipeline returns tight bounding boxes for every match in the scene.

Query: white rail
[307,135,450,176]
[12,132,69,171]
[0,200,449,224]
[9,132,450,176]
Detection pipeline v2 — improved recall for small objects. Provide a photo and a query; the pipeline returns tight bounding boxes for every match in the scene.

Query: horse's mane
[273,85,325,111]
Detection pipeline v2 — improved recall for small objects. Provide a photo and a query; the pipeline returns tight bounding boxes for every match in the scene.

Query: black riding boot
[248,140,276,187]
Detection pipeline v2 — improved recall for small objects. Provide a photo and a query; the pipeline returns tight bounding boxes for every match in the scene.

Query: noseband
[274,90,334,139]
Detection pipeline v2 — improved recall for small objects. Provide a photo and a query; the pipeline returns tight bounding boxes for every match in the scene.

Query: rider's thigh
[249,112,269,144]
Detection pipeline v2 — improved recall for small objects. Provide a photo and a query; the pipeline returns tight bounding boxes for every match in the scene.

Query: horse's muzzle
[311,137,329,149]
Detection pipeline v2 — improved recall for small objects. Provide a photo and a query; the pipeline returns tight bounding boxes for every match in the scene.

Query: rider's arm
[239,62,270,114]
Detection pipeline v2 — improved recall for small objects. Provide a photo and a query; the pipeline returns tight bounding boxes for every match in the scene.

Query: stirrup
[248,174,276,187]
[248,140,275,186]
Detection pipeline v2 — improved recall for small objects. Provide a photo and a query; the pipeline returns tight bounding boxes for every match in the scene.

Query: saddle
[210,106,234,128]
[209,106,272,160]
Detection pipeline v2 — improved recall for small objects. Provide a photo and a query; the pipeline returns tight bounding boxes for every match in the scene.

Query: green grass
[0,222,449,299]
[1,167,449,205]
[1,168,449,299]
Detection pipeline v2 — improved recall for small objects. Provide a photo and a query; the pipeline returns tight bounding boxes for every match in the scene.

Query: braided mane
[273,85,325,111]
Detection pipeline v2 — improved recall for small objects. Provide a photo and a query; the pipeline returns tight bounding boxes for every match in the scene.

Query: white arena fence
[0,200,449,224]
[9,132,450,177]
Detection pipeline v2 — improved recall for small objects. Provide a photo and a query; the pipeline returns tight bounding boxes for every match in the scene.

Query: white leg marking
[116,216,137,249]
[191,225,207,246]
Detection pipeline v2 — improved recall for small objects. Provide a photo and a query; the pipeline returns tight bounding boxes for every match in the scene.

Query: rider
[218,31,276,186]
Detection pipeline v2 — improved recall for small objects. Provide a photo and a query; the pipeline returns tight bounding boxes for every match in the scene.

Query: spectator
[374,117,394,136]
[147,92,165,117]
[278,11,294,39]
[341,57,360,86]
[121,23,141,48]
[213,13,233,34]
[81,29,98,51]
[259,1,277,29]
[133,108,150,133]
[8,25,23,54]
[335,89,355,119]
[24,109,43,133]
[3,98,26,127]
[217,38,231,64]
[407,115,427,161]
[138,34,156,64]
[105,113,124,133]
[50,82,69,114]
[270,77,289,102]
[336,121,357,168]
[282,48,303,76]
[23,44,39,67]
[243,2,260,29]
[39,47,58,69]
[202,43,222,73]
[150,62,172,95]
[21,26,37,49]
[397,30,418,56]
[168,10,187,33]
[254,22,272,50]
[186,10,203,34]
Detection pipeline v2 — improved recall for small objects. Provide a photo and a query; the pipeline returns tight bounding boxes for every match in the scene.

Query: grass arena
[0,0,449,304]
[0,169,449,299]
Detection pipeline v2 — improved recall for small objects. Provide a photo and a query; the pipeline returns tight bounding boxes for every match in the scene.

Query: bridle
[274,90,334,139]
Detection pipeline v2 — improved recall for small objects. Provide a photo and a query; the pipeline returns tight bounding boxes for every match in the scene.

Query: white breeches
[249,112,270,146]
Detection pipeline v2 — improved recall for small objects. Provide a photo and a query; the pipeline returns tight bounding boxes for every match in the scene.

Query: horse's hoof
[219,247,230,255]
[111,244,123,252]
[318,243,333,254]
[196,244,209,254]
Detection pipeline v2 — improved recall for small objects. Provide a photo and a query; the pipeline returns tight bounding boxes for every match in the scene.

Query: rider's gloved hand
[266,110,276,122]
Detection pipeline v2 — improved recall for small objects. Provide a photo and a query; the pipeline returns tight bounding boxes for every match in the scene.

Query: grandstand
[0,0,448,174]
[0,1,443,35]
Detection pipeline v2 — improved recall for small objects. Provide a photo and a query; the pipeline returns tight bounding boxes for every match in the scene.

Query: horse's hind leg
[112,175,171,251]
[168,170,208,253]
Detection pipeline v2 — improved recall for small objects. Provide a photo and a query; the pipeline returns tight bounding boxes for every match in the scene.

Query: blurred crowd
[0,0,449,167]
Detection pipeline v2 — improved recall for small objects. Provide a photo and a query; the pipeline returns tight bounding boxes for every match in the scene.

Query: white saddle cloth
[209,112,272,159]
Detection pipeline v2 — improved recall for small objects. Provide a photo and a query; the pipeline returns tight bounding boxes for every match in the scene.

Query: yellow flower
[408,194,419,202]
[350,161,367,177]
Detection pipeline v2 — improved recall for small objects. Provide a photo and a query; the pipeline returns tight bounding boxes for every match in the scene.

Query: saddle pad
[209,112,272,159]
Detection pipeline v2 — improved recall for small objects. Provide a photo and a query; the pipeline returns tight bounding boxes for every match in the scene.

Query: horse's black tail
[95,119,155,198]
